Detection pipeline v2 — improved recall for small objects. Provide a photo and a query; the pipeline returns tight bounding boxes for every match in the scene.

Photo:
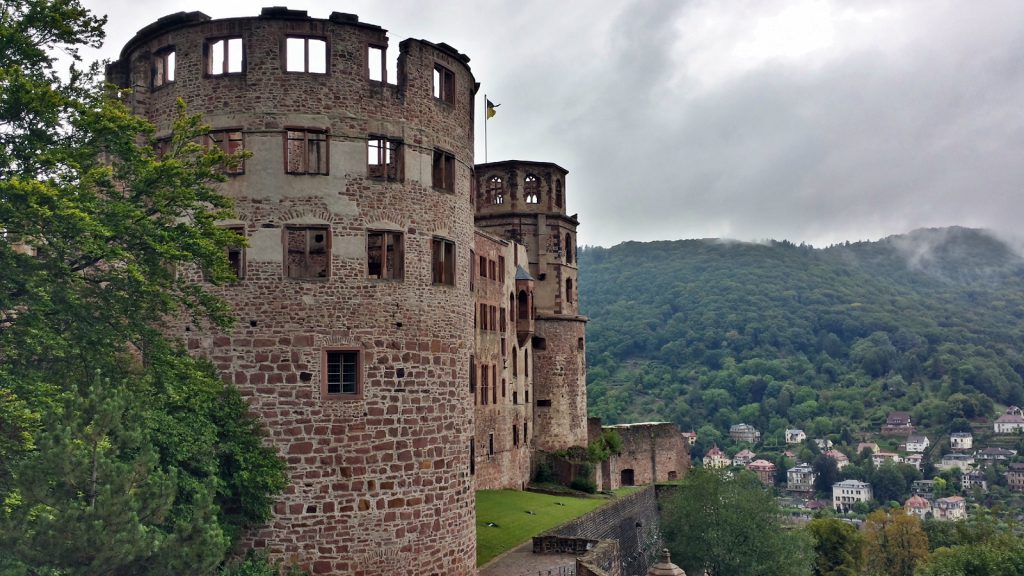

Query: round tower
[108,9,478,574]
[474,161,588,451]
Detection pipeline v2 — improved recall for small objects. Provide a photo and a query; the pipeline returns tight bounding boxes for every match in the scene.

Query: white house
[950,432,973,450]
[833,480,873,511]
[703,444,731,469]
[937,453,975,471]
[994,411,1024,434]
[904,495,931,519]
[872,452,901,467]
[934,496,967,521]
[785,429,806,444]
[906,434,929,453]
[787,463,816,492]
[962,470,988,492]
[904,453,923,471]
[824,449,850,470]
[733,448,757,466]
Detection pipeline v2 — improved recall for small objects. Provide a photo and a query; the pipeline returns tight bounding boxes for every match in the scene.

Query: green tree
[805,517,864,576]
[862,508,929,576]
[872,464,908,503]
[661,469,813,576]
[813,453,841,495]
[0,1,285,573]
[917,535,1024,576]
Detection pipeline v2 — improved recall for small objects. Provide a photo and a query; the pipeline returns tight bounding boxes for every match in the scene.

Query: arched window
[524,174,540,204]
[487,175,503,205]
[518,289,529,320]
[555,180,563,208]
[566,278,573,303]
[565,233,573,264]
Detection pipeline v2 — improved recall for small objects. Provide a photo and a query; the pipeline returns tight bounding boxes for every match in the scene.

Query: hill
[578,227,1024,452]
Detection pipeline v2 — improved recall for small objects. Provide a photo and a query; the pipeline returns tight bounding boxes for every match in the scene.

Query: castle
[106,9,688,574]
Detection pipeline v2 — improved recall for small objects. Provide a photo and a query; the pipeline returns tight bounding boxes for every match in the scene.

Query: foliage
[916,535,1024,576]
[861,508,929,576]
[220,553,307,576]
[813,453,841,495]
[661,469,813,576]
[805,517,864,576]
[0,1,284,574]
[586,429,624,462]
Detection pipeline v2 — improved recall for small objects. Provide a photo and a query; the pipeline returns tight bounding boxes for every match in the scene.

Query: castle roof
[514,265,535,281]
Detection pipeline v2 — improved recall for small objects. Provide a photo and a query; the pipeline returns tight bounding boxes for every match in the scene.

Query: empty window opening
[225,226,245,280]
[555,179,563,208]
[286,226,330,279]
[487,176,503,204]
[578,337,585,351]
[479,255,487,278]
[480,365,489,405]
[566,278,574,303]
[324,350,359,396]
[367,230,403,280]
[512,347,518,377]
[433,64,455,103]
[532,336,547,350]
[513,425,519,446]
[286,129,328,175]
[489,259,497,280]
[621,469,635,487]
[367,137,401,180]
[206,130,245,175]
[470,439,475,475]
[208,37,243,75]
[489,304,497,331]
[500,308,506,332]
[498,256,505,282]
[512,390,518,405]
[491,365,497,404]
[565,233,573,264]
[524,349,529,378]
[470,250,476,292]
[668,471,678,481]
[524,422,528,443]
[524,174,540,204]
[469,355,476,395]
[518,290,529,320]
[368,45,385,82]
[153,48,175,87]
[432,238,455,285]
[286,37,327,73]
[502,378,506,398]
[488,433,494,456]
[537,399,551,407]
[479,303,488,330]
[525,390,529,403]
[432,149,455,191]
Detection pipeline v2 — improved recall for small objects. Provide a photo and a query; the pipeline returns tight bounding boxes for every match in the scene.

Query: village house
[904,453,923,471]
[938,453,975,471]
[729,423,761,444]
[681,431,697,446]
[787,463,816,493]
[703,444,731,469]
[746,459,777,486]
[882,411,914,435]
[961,470,988,492]
[950,432,973,450]
[872,451,902,467]
[732,448,757,466]
[814,438,834,451]
[911,479,936,499]
[934,496,967,521]
[975,447,1017,462]
[857,442,880,455]
[994,407,1024,434]
[1005,463,1024,492]
[824,449,850,470]
[905,434,929,453]
[785,429,806,444]
[904,495,931,519]
[832,480,872,512]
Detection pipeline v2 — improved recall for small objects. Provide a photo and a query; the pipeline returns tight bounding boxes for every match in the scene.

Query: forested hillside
[579,227,1024,451]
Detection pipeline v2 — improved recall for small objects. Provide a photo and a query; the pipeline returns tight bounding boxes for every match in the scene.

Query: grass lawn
[475,489,633,566]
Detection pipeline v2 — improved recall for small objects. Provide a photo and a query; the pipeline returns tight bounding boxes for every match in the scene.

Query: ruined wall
[473,233,532,490]
[108,9,477,575]
[602,423,691,491]
[532,316,589,450]
[540,486,663,576]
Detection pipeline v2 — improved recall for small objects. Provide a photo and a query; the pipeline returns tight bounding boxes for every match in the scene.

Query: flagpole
[484,93,488,163]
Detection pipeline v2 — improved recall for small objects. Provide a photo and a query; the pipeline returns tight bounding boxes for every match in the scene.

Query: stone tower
[475,161,588,451]
[107,9,478,574]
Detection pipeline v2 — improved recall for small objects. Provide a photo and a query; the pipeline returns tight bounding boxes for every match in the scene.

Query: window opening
[498,256,505,282]
[226,226,245,280]
[367,137,401,180]
[487,176,503,204]
[367,230,403,280]
[470,439,475,475]
[286,129,328,175]
[491,365,497,404]
[565,233,573,263]
[512,347,518,377]
[489,259,496,280]
[286,226,330,278]
[479,304,488,330]
[518,290,529,320]
[432,149,455,191]
[153,49,175,87]
[368,45,385,82]
[286,37,327,73]
[432,238,455,285]
[566,278,574,303]
[324,350,359,396]
[470,355,476,396]
[555,179,563,208]
[209,37,243,75]
[206,130,245,175]
[488,433,494,456]
[433,64,454,103]
[537,399,551,407]
[513,425,519,446]
[524,174,540,204]
[479,255,487,278]
[480,365,489,405]
[524,349,529,378]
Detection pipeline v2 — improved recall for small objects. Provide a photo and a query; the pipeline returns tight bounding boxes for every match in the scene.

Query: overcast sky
[81,0,1024,248]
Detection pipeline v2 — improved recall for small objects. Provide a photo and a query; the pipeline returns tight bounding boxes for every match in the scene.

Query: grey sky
[81,0,1024,248]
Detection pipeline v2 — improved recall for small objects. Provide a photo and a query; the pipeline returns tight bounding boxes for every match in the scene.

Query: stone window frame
[284,224,331,280]
[284,128,329,175]
[366,229,404,281]
[321,348,363,400]
[486,175,503,204]
[223,224,246,281]
[283,35,328,74]
[433,63,455,104]
[152,46,176,89]
[367,44,387,83]
[432,148,455,192]
[205,129,245,175]
[367,135,403,181]
[205,36,245,76]
[431,236,456,286]
[523,174,541,204]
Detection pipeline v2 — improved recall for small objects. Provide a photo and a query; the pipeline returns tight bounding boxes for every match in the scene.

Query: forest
[579,227,1024,454]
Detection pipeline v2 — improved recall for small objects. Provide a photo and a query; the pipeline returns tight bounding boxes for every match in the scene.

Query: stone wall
[539,486,663,576]
[532,316,589,451]
[577,540,621,576]
[108,9,478,575]
[601,423,691,491]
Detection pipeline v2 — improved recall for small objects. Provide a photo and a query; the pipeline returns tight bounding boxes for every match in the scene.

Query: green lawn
[475,489,629,566]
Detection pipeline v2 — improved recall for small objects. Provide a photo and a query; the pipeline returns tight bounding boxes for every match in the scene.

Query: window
[323,350,360,397]
[565,233,573,264]
[498,256,505,282]
[479,304,488,330]
[153,48,175,87]
[432,149,455,191]
[480,365,489,406]
[512,347,518,377]
[206,130,245,175]
[524,422,528,443]
[566,278,574,303]
[489,306,497,332]
[502,378,506,398]
[286,129,328,175]
[367,230,403,280]
[491,365,497,404]
[208,37,243,75]
[226,226,245,280]
[367,137,401,181]
[488,433,494,457]
[479,255,487,278]
[368,45,385,82]
[524,174,540,204]
[470,439,475,475]
[285,226,330,279]
[470,355,476,395]
[500,308,506,332]
[286,37,327,73]
[487,176,503,204]
[524,349,529,378]
[555,180,563,208]
[433,64,454,104]
[489,259,497,280]
[513,425,519,446]
[537,399,551,407]
[432,237,455,285]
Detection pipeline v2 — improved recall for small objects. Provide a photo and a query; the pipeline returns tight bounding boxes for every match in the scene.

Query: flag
[486,99,500,119]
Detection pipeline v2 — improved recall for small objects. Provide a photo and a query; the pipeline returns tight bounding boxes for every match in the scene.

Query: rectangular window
[489,305,497,332]
[368,45,385,82]
[286,129,328,175]
[488,433,494,456]
[285,226,330,279]
[367,137,401,181]
[470,250,475,292]
[491,365,497,404]
[226,226,245,280]
[469,355,476,396]
[432,149,455,191]
[500,308,507,332]
[498,256,505,282]
[208,37,243,75]
[324,350,360,396]
[479,255,487,278]
[513,425,519,446]
[286,37,327,73]
[479,303,488,330]
[432,237,455,285]
[206,130,245,174]
[367,230,403,280]
[480,365,488,406]
[489,259,497,280]
[153,48,175,87]
[433,64,454,103]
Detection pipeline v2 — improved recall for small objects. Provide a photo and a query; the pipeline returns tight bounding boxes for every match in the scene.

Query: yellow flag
[486,99,499,119]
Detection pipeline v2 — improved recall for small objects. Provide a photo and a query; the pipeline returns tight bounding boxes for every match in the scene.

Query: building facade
[832,480,872,511]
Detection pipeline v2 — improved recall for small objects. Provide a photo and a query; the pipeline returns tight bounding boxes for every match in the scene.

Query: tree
[862,508,929,576]
[805,517,864,576]
[661,469,813,576]
[813,453,841,495]
[917,535,1024,576]
[0,1,285,573]
[872,464,908,503]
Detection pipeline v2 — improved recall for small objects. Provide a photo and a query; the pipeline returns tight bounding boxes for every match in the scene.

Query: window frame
[206,36,245,76]
[367,44,386,83]
[225,225,246,281]
[524,174,540,204]
[432,237,456,286]
[322,348,363,399]
[432,149,456,192]
[284,36,328,74]
[284,225,331,280]
[433,63,455,104]
[366,229,404,280]
[367,136,402,181]
[206,129,245,175]
[152,47,176,88]
[284,128,329,175]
